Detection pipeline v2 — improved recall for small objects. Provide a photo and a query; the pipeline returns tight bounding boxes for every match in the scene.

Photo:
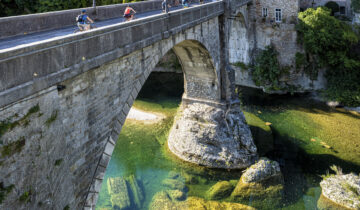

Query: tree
[297,7,360,106]
[352,0,360,12]
[324,1,339,15]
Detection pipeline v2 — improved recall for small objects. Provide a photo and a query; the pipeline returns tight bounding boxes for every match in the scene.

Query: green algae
[96,88,360,210]
[45,110,58,127]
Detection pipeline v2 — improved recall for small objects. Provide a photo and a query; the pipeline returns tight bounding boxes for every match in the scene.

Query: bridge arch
[82,25,222,208]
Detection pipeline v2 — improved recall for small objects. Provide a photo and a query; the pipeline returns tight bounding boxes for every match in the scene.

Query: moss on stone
[1,136,25,158]
[54,159,63,166]
[0,104,40,138]
[0,182,14,204]
[207,181,234,200]
[230,175,284,208]
[19,190,31,203]
[45,110,58,127]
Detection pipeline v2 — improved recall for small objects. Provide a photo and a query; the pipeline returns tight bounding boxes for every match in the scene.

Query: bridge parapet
[0,2,224,108]
[0,1,162,40]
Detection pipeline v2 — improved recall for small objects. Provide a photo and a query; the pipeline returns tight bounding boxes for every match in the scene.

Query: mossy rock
[149,191,255,210]
[230,175,284,209]
[182,172,199,185]
[207,181,234,200]
[107,177,131,210]
[167,189,186,201]
[125,175,144,209]
[244,112,274,156]
[317,194,358,210]
[162,178,187,191]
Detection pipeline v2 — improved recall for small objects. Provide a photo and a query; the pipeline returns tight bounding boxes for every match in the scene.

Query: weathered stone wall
[230,0,327,92]
[255,0,299,23]
[0,17,221,210]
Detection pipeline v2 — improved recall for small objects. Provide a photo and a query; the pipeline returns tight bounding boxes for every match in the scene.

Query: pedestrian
[76,10,94,31]
[162,0,171,13]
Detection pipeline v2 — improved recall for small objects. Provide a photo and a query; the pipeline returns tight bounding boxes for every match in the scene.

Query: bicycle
[73,23,97,33]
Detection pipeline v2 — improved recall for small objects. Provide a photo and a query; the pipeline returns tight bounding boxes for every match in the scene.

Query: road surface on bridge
[0,2,210,52]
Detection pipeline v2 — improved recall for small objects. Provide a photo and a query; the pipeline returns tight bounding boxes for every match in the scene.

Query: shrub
[252,45,289,91]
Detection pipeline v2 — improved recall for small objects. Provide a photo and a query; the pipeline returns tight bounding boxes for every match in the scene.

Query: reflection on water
[96,83,360,210]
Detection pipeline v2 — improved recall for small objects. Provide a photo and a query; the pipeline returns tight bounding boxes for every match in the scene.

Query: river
[96,73,360,210]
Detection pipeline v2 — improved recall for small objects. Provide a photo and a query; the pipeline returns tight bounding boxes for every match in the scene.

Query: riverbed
[95,86,360,210]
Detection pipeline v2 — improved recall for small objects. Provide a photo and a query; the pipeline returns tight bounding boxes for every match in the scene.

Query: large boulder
[207,181,235,200]
[230,158,284,208]
[318,173,360,210]
[168,103,258,169]
[149,190,255,210]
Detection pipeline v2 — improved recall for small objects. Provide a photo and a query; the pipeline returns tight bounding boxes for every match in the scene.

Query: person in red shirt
[123,5,136,21]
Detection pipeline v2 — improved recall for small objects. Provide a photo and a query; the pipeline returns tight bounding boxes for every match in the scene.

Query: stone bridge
[0,0,253,209]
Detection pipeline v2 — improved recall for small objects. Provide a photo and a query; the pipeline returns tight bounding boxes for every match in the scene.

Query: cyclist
[123,5,136,21]
[77,10,94,31]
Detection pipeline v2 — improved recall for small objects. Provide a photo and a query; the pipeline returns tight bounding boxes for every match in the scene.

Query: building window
[262,8,268,17]
[340,6,345,15]
[275,9,282,22]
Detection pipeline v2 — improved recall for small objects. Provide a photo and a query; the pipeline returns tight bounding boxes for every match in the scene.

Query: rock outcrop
[230,158,284,208]
[318,173,360,210]
[107,175,144,210]
[168,103,258,169]
[149,190,255,210]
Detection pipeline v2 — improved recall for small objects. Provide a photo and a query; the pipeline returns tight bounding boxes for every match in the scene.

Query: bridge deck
[0,3,210,52]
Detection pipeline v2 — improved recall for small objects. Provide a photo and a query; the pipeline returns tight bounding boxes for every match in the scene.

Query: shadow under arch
[157,39,221,103]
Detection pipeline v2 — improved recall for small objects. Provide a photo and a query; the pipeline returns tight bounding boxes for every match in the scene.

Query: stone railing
[0,1,162,39]
[0,1,224,108]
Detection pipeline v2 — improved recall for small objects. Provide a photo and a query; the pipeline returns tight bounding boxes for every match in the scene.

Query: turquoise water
[96,75,360,210]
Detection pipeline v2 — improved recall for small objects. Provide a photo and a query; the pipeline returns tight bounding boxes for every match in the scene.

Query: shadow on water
[267,128,360,207]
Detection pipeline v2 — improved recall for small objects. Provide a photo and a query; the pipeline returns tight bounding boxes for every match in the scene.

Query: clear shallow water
[96,86,360,210]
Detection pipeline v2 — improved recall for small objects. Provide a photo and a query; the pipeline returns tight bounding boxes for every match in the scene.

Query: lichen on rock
[318,173,360,210]
[168,102,258,169]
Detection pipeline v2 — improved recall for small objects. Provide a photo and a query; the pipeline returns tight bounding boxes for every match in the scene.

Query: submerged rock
[230,158,284,208]
[107,177,131,210]
[149,190,255,210]
[126,175,144,209]
[242,157,281,183]
[107,175,145,210]
[318,173,360,210]
[207,181,235,200]
[162,178,186,191]
[168,103,258,169]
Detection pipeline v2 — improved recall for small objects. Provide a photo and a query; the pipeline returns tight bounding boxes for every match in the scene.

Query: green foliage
[1,136,26,158]
[252,45,289,91]
[0,0,91,17]
[324,1,339,15]
[297,7,360,106]
[352,0,360,12]
[232,62,249,70]
[19,190,31,203]
[0,183,14,204]
[63,205,70,210]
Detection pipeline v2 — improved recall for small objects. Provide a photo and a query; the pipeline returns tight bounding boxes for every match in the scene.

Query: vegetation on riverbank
[296,7,360,106]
